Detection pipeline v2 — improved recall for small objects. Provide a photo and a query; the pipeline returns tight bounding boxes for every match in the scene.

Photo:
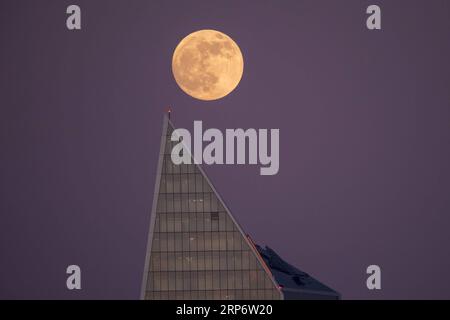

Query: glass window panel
[166,175,173,193]
[236,290,244,300]
[226,232,234,251]
[157,194,166,212]
[197,213,204,232]
[211,232,220,250]
[159,214,167,233]
[173,161,181,174]
[159,233,167,252]
[168,272,176,291]
[203,193,211,212]
[145,292,153,300]
[233,232,242,250]
[226,215,235,231]
[160,252,168,270]
[175,252,183,271]
[189,212,197,231]
[174,233,182,251]
[183,252,190,271]
[166,213,174,232]
[173,194,181,213]
[220,271,228,289]
[165,155,173,173]
[197,251,205,271]
[258,271,265,289]
[204,212,211,232]
[212,252,220,270]
[242,270,250,289]
[204,251,212,270]
[188,194,196,212]
[198,291,206,300]
[219,232,227,250]
[211,217,219,232]
[213,271,221,290]
[242,251,249,269]
[220,251,227,270]
[197,232,205,251]
[151,234,160,252]
[205,290,214,300]
[189,233,197,252]
[242,290,250,300]
[160,272,168,290]
[166,194,174,213]
[176,272,183,290]
[234,251,242,270]
[188,174,196,192]
[160,291,169,299]
[167,233,174,252]
[211,194,218,211]
[249,271,258,288]
[198,271,206,290]
[181,194,189,213]
[153,272,161,291]
[212,271,220,290]
[227,251,235,270]
[151,253,161,272]
[203,179,212,193]
[167,253,175,271]
[188,162,195,173]
[195,174,203,192]
[181,174,189,193]
[196,196,203,212]
[152,291,161,300]
[173,174,181,193]
[154,215,160,232]
[191,272,198,290]
[227,271,235,289]
[191,252,198,271]
[264,273,273,289]
[249,253,257,269]
[205,271,213,290]
[159,177,166,194]
[235,272,243,290]
[174,213,182,232]
[182,232,190,251]
[183,272,191,290]
[147,273,155,288]
[182,213,189,232]
[204,232,212,251]
[257,290,265,300]
[165,139,172,157]
[218,212,226,231]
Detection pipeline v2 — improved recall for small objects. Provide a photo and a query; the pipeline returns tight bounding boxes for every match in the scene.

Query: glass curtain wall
[144,122,281,300]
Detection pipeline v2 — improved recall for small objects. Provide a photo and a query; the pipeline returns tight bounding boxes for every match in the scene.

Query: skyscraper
[141,115,340,300]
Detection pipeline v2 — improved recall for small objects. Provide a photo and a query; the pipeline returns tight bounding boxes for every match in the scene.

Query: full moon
[172,29,244,101]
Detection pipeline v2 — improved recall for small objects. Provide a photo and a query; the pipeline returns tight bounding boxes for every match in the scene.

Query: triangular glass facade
[141,116,282,300]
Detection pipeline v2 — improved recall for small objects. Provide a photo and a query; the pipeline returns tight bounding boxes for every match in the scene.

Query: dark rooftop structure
[255,244,340,299]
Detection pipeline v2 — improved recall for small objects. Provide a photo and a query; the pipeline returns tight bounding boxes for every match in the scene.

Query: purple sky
[1,0,450,299]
